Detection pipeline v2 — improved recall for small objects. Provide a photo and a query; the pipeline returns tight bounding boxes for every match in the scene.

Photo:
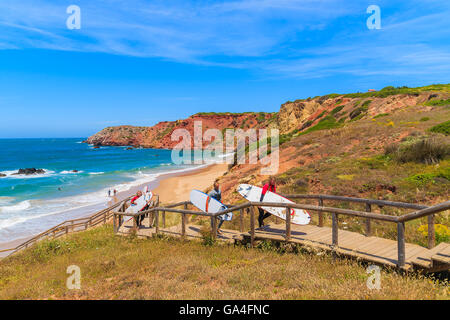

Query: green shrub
[385,137,450,164]
[331,105,344,115]
[420,117,430,122]
[373,113,389,119]
[424,99,450,107]
[297,116,342,136]
[429,120,450,135]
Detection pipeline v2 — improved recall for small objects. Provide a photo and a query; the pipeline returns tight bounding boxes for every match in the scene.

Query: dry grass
[0,225,448,300]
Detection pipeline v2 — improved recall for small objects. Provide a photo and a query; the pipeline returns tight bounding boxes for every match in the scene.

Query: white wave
[0,169,55,179]
[89,172,104,175]
[60,170,84,174]
[0,162,213,241]
[0,200,31,213]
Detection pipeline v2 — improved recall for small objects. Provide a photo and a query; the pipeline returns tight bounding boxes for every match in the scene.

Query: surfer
[258,176,277,228]
[131,191,144,227]
[208,181,224,235]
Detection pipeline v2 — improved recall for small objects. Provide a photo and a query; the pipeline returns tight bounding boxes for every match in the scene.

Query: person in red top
[130,190,142,205]
[258,176,276,228]
[131,191,143,227]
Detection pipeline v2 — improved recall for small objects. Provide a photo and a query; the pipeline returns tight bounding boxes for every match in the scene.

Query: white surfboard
[237,184,310,225]
[126,188,153,214]
[190,189,232,221]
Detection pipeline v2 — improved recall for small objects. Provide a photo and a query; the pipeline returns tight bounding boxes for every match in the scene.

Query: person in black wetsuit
[208,181,225,235]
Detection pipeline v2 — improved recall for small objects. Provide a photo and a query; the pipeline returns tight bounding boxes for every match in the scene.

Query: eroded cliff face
[86,88,449,148]
[277,91,448,135]
[85,112,275,148]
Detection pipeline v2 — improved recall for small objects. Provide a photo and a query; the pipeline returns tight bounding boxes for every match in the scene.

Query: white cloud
[0,0,449,80]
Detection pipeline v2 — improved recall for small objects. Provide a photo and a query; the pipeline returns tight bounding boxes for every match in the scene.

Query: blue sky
[0,0,449,138]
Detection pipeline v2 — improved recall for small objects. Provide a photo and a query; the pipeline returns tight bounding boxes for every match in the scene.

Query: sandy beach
[152,163,229,204]
[0,163,229,257]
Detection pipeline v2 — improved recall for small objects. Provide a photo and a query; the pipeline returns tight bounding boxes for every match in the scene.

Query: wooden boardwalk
[118,216,449,272]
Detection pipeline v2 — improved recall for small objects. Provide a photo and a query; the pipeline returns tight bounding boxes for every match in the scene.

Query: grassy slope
[1,85,449,300]
[0,226,448,300]
[219,96,450,247]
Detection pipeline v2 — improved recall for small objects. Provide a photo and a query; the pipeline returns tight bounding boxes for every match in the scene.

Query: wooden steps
[117,216,449,272]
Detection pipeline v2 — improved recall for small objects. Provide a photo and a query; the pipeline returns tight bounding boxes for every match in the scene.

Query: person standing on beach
[108,189,111,197]
[258,176,277,228]
[208,181,225,235]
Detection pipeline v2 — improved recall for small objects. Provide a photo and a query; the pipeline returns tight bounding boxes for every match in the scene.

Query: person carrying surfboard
[131,191,144,227]
[208,181,225,235]
[258,176,276,228]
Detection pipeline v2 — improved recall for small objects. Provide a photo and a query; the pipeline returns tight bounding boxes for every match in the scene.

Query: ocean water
[0,138,206,243]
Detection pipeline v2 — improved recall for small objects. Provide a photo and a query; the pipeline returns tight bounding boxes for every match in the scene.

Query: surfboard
[126,187,153,214]
[189,189,232,221]
[236,184,311,225]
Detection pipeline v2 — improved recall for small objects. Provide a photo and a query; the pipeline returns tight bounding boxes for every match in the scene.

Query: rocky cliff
[85,112,275,148]
[86,85,449,148]
[277,86,449,135]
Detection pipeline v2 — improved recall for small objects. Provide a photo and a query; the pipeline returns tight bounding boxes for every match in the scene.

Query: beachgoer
[258,176,276,228]
[131,191,144,227]
[108,189,111,197]
[131,190,142,205]
[114,189,117,196]
[209,181,225,235]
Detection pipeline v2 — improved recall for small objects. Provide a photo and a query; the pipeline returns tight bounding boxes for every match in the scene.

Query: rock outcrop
[86,85,450,148]
[86,112,275,148]
[12,168,46,175]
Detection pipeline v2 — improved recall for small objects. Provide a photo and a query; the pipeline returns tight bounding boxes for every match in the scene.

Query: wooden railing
[0,197,130,257]
[113,194,450,268]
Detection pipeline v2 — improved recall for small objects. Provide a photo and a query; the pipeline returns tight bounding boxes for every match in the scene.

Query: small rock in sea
[72,170,78,173]
[0,173,6,177]
[13,168,45,175]
[126,147,133,150]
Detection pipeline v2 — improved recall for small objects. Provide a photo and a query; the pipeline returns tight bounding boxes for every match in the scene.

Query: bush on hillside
[385,137,450,164]
[429,120,450,136]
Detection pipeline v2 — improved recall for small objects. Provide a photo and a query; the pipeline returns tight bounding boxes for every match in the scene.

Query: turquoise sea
[0,138,205,243]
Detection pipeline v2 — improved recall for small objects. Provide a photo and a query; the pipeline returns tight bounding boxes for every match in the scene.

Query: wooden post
[162,210,166,228]
[181,213,186,239]
[332,213,338,247]
[113,214,117,232]
[65,226,68,234]
[184,203,189,224]
[104,213,106,224]
[151,209,156,228]
[250,206,257,247]
[397,222,406,268]
[211,215,217,240]
[239,209,244,233]
[427,214,435,249]
[285,207,291,241]
[318,198,324,227]
[155,210,159,235]
[365,203,372,237]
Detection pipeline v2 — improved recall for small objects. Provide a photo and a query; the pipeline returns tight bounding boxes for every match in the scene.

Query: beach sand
[0,163,229,257]
[152,163,229,204]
